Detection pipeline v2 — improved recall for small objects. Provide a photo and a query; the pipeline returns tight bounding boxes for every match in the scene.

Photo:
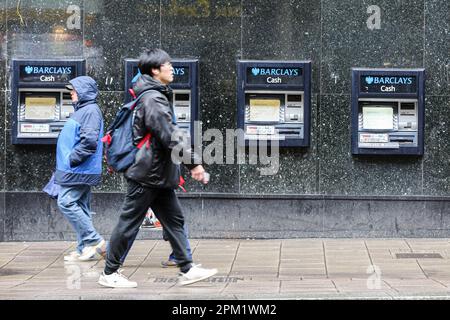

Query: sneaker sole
[178,269,218,286]
[64,258,80,262]
[78,254,98,261]
[98,278,138,288]
[161,261,179,268]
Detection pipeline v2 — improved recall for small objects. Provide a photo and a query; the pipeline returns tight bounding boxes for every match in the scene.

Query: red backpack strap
[129,88,137,100]
[101,132,112,144]
[101,131,113,174]
[137,133,152,149]
[178,176,186,192]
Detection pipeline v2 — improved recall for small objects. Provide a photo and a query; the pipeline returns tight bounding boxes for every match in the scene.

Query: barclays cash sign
[24,65,73,75]
[365,76,413,85]
[250,67,300,84]
[251,67,299,77]
[23,65,73,82]
[363,75,415,92]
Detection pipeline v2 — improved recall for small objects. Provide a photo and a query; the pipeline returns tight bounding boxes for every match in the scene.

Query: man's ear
[151,67,160,77]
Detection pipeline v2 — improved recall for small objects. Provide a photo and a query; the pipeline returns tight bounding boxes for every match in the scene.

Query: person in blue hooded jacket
[55,76,106,262]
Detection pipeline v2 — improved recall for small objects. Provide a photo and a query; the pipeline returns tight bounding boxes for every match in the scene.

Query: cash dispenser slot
[389,135,415,145]
[277,125,302,137]
[277,129,301,135]
[390,136,414,143]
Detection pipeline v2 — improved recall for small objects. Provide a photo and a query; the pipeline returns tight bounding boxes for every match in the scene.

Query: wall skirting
[1,192,450,242]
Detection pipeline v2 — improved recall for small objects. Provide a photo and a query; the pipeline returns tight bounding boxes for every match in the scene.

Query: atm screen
[24,97,56,120]
[249,98,280,122]
[362,105,394,130]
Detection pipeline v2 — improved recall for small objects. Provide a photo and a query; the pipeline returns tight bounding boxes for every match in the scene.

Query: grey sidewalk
[1,239,450,300]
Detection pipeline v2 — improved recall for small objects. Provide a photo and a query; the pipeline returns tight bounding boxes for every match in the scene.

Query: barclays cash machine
[11,59,86,144]
[124,59,199,141]
[237,60,311,147]
[351,68,425,155]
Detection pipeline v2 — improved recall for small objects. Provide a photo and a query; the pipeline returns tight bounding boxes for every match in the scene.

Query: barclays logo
[252,67,260,76]
[24,66,73,75]
[365,75,413,85]
[25,66,33,74]
[250,67,299,77]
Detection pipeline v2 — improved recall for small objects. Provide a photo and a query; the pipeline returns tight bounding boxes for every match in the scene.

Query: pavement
[1,238,450,300]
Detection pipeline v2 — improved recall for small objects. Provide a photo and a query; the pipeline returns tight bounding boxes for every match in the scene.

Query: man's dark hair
[138,48,171,77]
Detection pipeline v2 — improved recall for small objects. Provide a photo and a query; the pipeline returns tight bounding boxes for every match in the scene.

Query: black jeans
[104,179,193,274]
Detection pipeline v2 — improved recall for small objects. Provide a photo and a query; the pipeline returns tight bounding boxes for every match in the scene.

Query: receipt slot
[237,60,311,147]
[11,59,86,145]
[124,59,199,141]
[351,68,425,155]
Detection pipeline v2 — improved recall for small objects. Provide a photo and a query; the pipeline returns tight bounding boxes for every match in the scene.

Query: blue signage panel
[124,59,196,103]
[19,65,77,83]
[246,67,303,86]
[360,75,417,94]
[129,64,190,87]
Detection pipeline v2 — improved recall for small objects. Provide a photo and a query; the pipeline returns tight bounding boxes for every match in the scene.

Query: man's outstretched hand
[190,165,209,184]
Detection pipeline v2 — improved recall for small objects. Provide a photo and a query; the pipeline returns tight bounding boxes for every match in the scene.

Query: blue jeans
[167,224,192,262]
[120,222,192,265]
[57,185,103,254]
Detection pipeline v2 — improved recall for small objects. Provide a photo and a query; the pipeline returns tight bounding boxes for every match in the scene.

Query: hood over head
[68,76,98,108]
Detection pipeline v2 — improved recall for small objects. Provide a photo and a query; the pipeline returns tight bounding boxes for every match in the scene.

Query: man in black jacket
[99,49,217,288]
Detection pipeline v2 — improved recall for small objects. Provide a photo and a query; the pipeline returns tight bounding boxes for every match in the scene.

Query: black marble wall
[0,1,449,239]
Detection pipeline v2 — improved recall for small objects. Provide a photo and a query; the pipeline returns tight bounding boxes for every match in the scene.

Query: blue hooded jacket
[54,76,103,186]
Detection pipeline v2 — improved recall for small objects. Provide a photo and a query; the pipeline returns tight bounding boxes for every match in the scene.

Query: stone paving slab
[2,239,450,299]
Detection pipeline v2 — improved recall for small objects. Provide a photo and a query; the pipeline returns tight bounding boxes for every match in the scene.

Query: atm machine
[237,60,311,147]
[11,59,86,144]
[351,68,425,155]
[124,59,199,142]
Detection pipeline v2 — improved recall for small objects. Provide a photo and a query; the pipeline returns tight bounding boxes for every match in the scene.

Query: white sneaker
[98,271,138,288]
[178,264,218,286]
[64,251,80,262]
[79,239,106,261]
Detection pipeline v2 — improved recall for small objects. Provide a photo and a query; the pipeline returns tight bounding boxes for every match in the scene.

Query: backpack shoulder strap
[131,89,159,110]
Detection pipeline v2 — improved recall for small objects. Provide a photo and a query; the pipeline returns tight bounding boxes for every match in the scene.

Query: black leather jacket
[125,74,201,188]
